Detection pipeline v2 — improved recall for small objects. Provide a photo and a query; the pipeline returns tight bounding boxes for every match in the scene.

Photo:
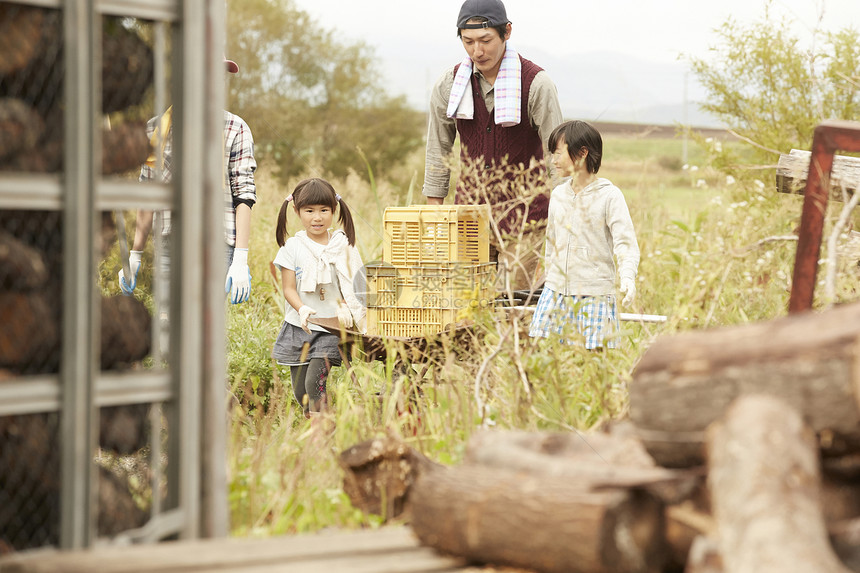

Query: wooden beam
[777,148,860,199]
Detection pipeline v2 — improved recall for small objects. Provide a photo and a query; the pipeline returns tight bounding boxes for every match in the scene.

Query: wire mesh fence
[0,2,191,555]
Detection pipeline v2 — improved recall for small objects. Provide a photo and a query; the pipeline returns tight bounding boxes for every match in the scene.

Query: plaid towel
[447,44,522,127]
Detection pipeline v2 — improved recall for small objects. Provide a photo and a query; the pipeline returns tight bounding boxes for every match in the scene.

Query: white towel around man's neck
[446,44,522,127]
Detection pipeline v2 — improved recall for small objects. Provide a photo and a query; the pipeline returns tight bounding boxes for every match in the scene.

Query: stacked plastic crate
[366,205,496,337]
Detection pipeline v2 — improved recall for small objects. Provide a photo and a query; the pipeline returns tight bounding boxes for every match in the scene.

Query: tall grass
[225,134,860,537]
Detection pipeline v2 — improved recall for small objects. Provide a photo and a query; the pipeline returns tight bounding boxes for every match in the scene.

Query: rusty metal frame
[788,119,860,314]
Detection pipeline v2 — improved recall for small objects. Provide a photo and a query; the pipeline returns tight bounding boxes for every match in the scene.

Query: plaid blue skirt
[528,287,619,349]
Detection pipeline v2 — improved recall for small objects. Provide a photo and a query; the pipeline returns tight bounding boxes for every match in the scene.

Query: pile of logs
[340,299,860,572]
[0,209,154,555]
[0,3,152,173]
[0,3,156,554]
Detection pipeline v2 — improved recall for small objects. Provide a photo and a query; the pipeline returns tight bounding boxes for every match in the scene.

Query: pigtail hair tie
[335,194,342,202]
[285,194,293,203]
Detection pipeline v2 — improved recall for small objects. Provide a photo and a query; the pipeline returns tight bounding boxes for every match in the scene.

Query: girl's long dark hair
[275,178,357,247]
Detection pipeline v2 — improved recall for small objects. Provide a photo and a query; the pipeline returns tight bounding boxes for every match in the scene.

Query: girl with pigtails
[271,178,366,418]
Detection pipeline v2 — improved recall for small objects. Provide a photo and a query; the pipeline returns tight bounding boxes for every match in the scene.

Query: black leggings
[290,358,330,416]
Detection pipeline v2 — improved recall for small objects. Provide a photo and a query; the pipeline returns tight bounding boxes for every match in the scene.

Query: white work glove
[298,305,317,334]
[336,300,353,328]
[225,248,251,304]
[620,277,637,308]
[118,250,143,295]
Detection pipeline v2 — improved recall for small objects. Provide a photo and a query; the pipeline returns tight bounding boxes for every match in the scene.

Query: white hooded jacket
[543,177,639,296]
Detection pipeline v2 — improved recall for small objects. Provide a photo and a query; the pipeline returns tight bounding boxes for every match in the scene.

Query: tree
[226,0,425,184]
[689,2,860,177]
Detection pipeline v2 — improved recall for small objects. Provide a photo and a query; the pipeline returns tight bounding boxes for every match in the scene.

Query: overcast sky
[289,0,858,122]
[293,0,858,64]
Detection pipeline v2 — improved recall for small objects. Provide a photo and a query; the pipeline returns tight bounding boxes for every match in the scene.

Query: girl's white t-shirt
[273,236,340,332]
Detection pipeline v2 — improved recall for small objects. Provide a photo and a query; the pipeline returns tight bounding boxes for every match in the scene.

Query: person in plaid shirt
[119,57,257,305]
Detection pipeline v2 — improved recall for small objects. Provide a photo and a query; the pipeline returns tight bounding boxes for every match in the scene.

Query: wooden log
[410,463,667,573]
[100,21,154,113]
[465,427,658,468]
[707,394,850,573]
[0,412,150,552]
[665,485,713,572]
[629,300,860,467]
[0,98,44,161]
[0,12,152,115]
[0,291,59,372]
[463,428,702,505]
[2,124,150,175]
[683,536,723,573]
[465,428,709,572]
[96,466,148,537]
[830,518,860,572]
[0,230,49,290]
[0,412,61,552]
[777,148,860,199]
[0,292,150,373]
[0,4,46,75]
[341,430,700,571]
[822,474,860,524]
[101,122,150,175]
[338,434,442,521]
[100,295,151,371]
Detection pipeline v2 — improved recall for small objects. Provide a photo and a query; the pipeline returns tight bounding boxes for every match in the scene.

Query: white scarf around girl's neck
[294,229,367,333]
[295,229,349,293]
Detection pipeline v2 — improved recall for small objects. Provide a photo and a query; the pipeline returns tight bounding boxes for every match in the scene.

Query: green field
[103,133,856,537]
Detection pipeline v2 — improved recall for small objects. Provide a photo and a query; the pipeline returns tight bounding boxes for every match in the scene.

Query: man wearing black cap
[423,0,563,292]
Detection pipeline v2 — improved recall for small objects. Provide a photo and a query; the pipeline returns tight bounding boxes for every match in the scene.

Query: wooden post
[789,120,860,313]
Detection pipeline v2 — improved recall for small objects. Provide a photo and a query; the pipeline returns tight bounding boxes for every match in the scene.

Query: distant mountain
[373,38,724,129]
[531,47,724,128]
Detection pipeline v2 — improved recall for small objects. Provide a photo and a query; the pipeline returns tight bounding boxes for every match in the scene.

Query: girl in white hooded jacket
[529,120,639,349]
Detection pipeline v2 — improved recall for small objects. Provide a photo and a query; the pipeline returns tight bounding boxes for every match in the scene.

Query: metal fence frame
[0,0,228,549]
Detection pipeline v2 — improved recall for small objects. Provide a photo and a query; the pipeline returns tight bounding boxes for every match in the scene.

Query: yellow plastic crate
[367,307,462,338]
[365,262,497,337]
[365,304,496,338]
[366,262,496,309]
[383,205,491,266]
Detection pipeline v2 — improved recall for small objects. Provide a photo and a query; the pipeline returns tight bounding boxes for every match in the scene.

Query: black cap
[457,0,509,29]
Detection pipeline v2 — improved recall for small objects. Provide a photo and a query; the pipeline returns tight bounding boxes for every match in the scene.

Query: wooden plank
[208,548,465,573]
[0,527,469,573]
[776,148,860,199]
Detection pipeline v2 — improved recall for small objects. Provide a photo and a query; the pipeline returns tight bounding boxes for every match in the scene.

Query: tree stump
[338,434,442,521]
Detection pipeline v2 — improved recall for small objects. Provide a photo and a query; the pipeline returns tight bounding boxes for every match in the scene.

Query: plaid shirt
[140,110,257,246]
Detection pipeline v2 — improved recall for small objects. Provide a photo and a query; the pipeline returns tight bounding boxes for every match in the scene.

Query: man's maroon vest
[454,55,549,234]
